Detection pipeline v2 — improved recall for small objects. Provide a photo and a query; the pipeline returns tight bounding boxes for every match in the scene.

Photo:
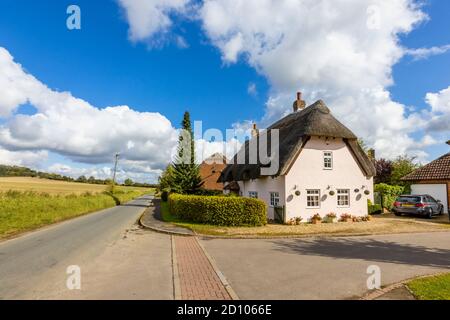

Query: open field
[160,201,450,237]
[0,178,154,239]
[0,177,144,195]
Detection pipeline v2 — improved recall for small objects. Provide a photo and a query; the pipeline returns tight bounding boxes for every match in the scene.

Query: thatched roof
[220,100,376,182]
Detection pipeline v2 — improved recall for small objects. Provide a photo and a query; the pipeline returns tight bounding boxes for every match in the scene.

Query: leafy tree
[357,138,368,153]
[375,183,405,210]
[171,111,202,194]
[87,176,96,184]
[77,175,87,183]
[390,155,420,186]
[374,158,392,184]
[158,164,175,191]
[124,178,133,186]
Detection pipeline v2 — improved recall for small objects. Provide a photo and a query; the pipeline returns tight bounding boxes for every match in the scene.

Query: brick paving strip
[172,236,238,300]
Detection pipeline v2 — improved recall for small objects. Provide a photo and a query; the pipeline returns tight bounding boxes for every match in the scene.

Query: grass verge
[407,273,450,300]
[160,201,450,237]
[0,187,151,239]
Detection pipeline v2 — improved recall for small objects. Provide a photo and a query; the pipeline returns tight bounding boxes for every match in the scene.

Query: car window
[397,196,421,203]
[427,196,436,203]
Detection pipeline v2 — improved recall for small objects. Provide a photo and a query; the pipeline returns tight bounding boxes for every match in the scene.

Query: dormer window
[323,151,333,170]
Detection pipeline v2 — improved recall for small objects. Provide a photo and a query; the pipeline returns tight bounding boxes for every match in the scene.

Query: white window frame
[306,189,321,208]
[323,151,333,170]
[248,191,258,199]
[270,192,280,207]
[337,189,350,207]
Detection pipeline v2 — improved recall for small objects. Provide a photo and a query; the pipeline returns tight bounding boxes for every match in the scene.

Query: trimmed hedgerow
[168,193,267,226]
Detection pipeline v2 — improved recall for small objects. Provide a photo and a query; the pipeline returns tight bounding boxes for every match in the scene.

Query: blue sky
[0,0,449,183]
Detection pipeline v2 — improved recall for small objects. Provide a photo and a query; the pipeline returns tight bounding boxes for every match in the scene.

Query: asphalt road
[0,195,172,299]
[201,232,450,299]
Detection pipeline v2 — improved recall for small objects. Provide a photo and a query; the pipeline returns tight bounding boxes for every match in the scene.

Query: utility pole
[111,153,120,193]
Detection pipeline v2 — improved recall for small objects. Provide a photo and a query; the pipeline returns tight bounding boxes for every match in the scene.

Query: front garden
[160,194,450,237]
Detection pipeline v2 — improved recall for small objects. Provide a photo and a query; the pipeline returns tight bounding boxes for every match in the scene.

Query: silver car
[392,195,444,219]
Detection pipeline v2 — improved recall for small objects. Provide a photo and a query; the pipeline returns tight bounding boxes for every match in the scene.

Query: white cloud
[198,0,436,159]
[425,85,450,133]
[118,0,191,45]
[0,146,48,167]
[0,46,244,181]
[0,47,178,176]
[48,161,162,183]
[247,82,257,97]
[405,45,450,61]
[196,138,241,164]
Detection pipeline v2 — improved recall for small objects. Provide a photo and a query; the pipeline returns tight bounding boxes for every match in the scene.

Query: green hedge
[168,193,267,226]
[374,183,405,210]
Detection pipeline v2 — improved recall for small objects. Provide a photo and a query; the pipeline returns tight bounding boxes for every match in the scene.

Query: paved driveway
[200,232,450,300]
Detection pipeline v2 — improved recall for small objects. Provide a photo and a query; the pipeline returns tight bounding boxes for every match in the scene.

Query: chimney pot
[251,123,259,137]
[293,91,306,112]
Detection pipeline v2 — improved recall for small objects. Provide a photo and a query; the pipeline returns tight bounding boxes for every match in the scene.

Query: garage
[402,143,450,215]
[411,184,448,214]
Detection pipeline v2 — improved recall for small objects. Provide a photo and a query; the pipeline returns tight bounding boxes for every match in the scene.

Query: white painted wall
[239,176,285,220]
[284,137,373,221]
[411,184,448,214]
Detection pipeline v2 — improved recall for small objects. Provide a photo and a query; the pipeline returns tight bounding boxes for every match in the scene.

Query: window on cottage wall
[270,192,280,207]
[323,151,333,169]
[337,189,350,207]
[248,191,258,199]
[306,190,320,208]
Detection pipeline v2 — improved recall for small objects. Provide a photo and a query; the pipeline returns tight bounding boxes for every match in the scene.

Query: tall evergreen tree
[171,111,202,194]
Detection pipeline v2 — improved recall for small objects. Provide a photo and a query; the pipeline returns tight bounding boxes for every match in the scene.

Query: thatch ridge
[220,100,376,182]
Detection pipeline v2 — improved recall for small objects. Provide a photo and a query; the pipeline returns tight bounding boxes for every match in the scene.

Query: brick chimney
[251,123,259,137]
[293,92,306,112]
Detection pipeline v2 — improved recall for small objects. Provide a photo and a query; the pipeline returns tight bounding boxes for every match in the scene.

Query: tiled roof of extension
[402,152,450,181]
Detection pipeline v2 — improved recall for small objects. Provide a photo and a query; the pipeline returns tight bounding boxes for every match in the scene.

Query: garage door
[411,184,448,214]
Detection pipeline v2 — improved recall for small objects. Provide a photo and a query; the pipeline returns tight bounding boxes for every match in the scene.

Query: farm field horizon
[0,177,149,195]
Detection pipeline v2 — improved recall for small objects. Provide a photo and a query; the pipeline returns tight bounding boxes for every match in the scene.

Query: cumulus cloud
[48,161,162,183]
[425,85,450,133]
[0,47,243,181]
[0,47,178,176]
[118,0,191,45]
[197,0,441,159]
[0,146,48,167]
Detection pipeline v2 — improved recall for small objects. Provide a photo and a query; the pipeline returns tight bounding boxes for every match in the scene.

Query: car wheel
[438,207,444,216]
[394,212,402,217]
[426,208,433,219]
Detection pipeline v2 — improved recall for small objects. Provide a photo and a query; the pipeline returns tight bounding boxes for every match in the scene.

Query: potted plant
[310,213,322,224]
[325,212,337,223]
[340,213,352,222]
[287,218,296,225]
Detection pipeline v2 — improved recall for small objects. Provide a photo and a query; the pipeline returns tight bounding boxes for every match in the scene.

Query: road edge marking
[171,236,182,300]
[195,237,240,300]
